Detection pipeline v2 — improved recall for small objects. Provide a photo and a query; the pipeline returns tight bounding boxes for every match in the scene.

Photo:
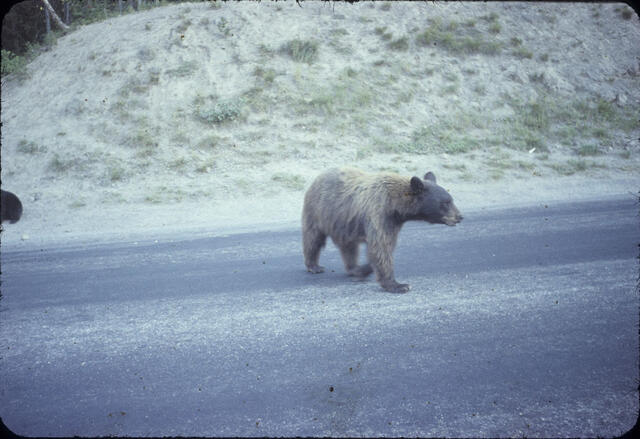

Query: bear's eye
[440,200,450,210]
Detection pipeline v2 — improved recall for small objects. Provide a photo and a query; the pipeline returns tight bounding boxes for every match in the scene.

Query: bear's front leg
[367,240,410,293]
[380,279,410,294]
[306,264,325,274]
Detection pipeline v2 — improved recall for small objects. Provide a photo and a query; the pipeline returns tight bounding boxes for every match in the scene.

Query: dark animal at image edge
[302,168,463,293]
[1,189,23,224]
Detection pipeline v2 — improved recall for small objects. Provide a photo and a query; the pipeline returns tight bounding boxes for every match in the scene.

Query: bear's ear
[410,176,425,194]
[424,172,437,183]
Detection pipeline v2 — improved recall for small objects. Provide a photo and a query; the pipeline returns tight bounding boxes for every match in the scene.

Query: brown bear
[1,189,23,224]
[302,168,462,293]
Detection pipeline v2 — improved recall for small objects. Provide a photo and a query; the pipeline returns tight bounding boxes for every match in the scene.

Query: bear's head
[407,172,463,226]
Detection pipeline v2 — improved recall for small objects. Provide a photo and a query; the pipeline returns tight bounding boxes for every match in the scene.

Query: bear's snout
[443,206,463,226]
[444,217,461,226]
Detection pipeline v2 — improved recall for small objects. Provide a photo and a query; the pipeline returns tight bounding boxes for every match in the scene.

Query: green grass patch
[69,200,87,209]
[127,128,158,149]
[480,12,500,22]
[175,19,192,34]
[415,18,503,55]
[484,149,513,170]
[253,66,277,83]
[591,127,609,140]
[440,83,460,96]
[510,37,523,47]
[375,26,393,41]
[196,135,221,149]
[169,157,188,171]
[548,159,587,175]
[398,125,482,155]
[134,147,156,159]
[488,22,501,34]
[17,139,46,154]
[48,154,76,174]
[512,47,534,59]
[388,36,409,51]
[165,60,198,78]
[298,75,375,118]
[119,75,157,97]
[107,165,126,182]
[195,98,243,124]
[499,92,638,153]
[280,39,319,64]
[217,17,231,36]
[442,163,467,171]
[514,160,536,171]
[356,147,373,160]
[473,84,487,95]
[405,88,639,158]
[576,144,601,156]
[195,158,216,173]
[271,172,306,190]
[528,72,545,83]
[144,186,189,204]
[137,47,155,62]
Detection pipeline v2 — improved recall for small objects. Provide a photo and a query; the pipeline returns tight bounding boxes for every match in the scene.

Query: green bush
[620,8,633,19]
[1,49,28,78]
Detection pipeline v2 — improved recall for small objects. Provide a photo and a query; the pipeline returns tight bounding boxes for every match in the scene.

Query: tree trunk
[44,5,51,34]
[41,0,70,31]
[64,0,70,24]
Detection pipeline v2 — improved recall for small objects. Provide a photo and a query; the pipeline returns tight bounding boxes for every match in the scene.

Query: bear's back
[303,168,409,243]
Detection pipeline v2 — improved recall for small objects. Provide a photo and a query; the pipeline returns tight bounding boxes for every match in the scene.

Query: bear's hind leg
[339,242,358,273]
[340,242,373,279]
[303,228,327,273]
[351,263,373,278]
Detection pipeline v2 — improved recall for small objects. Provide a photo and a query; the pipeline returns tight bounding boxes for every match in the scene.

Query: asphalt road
[1,196,638,437]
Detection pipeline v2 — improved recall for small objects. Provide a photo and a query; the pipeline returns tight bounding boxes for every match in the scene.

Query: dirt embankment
[1,1,638,248]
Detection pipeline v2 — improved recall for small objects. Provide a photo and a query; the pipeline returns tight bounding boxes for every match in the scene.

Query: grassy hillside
[1,1,638,244]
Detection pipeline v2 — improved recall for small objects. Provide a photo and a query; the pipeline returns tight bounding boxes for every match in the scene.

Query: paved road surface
[1,197,638,436]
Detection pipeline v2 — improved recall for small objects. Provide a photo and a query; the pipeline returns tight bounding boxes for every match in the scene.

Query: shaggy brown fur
[302,168,462,293]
